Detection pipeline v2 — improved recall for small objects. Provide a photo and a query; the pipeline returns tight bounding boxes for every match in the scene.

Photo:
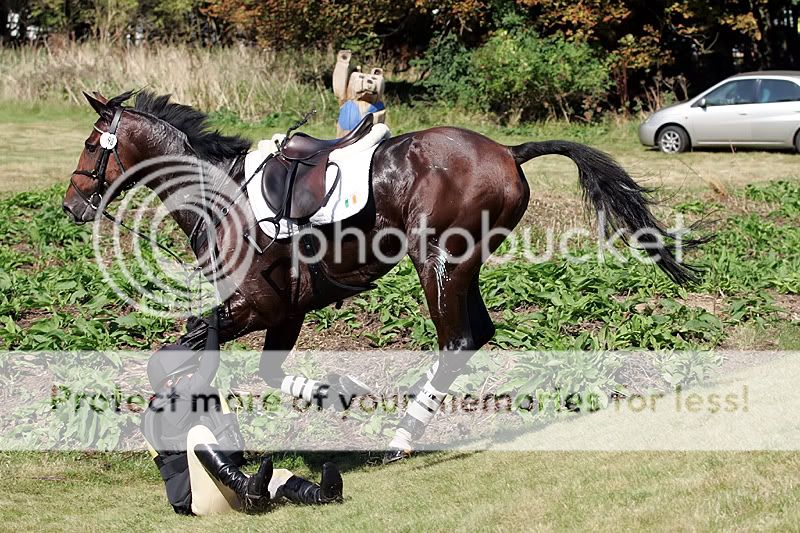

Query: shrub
[412,32,480,106]
[470,29,614,121]
[416,29,614,121]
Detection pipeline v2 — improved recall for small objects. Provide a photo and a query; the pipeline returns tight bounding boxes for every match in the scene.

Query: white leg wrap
[281,375,321,402]
[389,428,413,450]
[390,379,446,451]
[406,381,446,426]
[426,361,440,381]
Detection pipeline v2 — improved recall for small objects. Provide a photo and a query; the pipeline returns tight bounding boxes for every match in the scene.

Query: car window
[757,79,800,103]
[705,80,757,106]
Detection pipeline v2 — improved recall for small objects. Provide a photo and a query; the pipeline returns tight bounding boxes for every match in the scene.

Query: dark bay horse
[63,91,701,462]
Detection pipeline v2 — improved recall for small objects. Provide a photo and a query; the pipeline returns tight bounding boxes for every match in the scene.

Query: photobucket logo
[290,210,689,269]
[91,155,255,319]
[89,152,690,320]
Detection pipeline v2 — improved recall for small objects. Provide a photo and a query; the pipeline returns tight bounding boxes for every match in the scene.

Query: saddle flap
[261,158,330,220]
[261,157,290,213]
[290,163,328,219]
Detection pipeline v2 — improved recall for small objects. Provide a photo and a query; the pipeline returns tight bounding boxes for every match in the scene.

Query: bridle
[68,104,239,311]
[69,106,194,271]
[70,107,126,212]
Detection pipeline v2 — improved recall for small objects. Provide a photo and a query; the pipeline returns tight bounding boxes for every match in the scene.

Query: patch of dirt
[233,303,416,354]
[563,320,604,336]
[773,294,800,323]
[17,305,85,331]
[611,354,670,394]
[715,194,778,218]
[0,361,54,424]
[488,305,541,322]
[519,192,586,237]
[719,325,780,351]
[297,315,390,352]
[712,350,789,377]
[116,358,149,401]
[676,292,726,316]
[16,309,52,329]
[10,241,37,262]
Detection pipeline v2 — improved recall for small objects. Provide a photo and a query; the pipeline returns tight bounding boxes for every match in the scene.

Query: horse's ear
[83,91,107,116]
[92,91,109,105]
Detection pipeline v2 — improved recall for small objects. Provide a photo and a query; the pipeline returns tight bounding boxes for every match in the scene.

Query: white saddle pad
[245,124,390,239]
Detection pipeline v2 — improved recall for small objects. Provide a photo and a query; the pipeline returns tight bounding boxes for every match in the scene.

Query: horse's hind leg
[402,272,495,395]
[468,273,495,348]
[386,247,493,462]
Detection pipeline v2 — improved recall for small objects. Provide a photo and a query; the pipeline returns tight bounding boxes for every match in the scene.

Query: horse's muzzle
[62,202,87,225]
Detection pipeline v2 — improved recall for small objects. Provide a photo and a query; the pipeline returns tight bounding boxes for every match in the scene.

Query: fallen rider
[141,308,343,515]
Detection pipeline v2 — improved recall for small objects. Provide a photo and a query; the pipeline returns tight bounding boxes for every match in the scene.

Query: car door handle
[738,112,748,115]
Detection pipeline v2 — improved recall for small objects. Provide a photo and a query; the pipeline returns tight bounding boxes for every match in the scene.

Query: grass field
[3,101,799,194]
[4,449,800,531]
[1,96,800,531]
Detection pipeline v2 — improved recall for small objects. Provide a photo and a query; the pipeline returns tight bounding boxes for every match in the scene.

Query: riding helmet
[147,343,200,389]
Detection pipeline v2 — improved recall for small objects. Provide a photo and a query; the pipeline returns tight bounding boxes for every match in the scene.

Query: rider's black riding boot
[194,444,273,511]
[281,462,343,504]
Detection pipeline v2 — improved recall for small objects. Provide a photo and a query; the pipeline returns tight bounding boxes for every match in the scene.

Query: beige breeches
[186,425,294,516]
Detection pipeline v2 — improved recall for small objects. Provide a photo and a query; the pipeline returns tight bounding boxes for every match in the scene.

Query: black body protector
[141,309,244,515]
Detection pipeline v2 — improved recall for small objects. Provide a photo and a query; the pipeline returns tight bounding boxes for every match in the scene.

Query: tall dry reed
[0,42,336,120]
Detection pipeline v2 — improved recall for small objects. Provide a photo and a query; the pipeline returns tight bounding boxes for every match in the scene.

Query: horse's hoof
[325,373,373,412]
[382,448,412,465]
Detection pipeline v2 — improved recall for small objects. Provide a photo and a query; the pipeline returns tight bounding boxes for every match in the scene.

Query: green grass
[3,450,800,531]
[0,104,92,193]
[2,100,799,530]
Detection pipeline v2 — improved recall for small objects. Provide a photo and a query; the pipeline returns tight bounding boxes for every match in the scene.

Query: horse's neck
[224,155,246,187]
[142,146,241,239]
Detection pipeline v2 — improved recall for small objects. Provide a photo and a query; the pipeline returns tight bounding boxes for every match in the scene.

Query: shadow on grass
[243,449,479,475]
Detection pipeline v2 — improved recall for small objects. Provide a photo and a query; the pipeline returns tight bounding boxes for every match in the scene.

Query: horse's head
[63,91,146,224]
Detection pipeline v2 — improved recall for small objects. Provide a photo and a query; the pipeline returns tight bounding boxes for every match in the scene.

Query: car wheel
[657,126,689,154]
[795,130,800,154]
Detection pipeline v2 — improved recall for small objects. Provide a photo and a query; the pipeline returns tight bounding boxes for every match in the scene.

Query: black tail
[511,140,706,285]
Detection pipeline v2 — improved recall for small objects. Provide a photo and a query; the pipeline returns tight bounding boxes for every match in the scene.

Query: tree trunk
[751,0,773,68]
[0,3,7,42]
[752,0,800,68]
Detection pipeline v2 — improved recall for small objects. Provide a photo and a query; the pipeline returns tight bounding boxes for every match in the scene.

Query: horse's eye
[85,142,97,153]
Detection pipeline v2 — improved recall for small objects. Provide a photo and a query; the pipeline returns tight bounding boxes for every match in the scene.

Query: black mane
[109,90,251,163]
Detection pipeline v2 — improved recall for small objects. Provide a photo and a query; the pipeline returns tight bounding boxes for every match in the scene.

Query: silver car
[639,71,800,154]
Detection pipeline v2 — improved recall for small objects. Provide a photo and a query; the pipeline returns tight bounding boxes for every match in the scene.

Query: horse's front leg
[258,315,304,388]
[260,313,372,409]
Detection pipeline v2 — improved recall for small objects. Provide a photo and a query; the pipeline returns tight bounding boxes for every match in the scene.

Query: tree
[203,0,415,49]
